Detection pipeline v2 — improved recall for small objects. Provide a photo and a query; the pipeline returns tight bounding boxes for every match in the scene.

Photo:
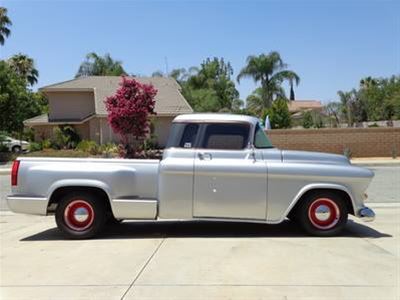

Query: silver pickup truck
[7,114,375,239]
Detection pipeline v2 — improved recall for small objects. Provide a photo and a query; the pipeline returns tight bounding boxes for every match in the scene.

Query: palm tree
[338,90,354,126]
[0,7,12,45]
[237,51,300,108]
[283,71,300,100]
[7,53,39,85]
[246,88,267,115]
[75,53,126,77]
[360,76,378,89]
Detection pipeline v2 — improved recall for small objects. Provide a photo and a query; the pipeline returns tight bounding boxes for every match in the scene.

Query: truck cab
[159,114,275,221]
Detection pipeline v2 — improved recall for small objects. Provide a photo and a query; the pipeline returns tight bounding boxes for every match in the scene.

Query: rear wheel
[55,192,107,239]
[12,146,21,153]
[297,191,348,236]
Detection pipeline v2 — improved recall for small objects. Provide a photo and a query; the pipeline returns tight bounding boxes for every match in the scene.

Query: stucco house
[288,100,323,119]
[24,76,193,147]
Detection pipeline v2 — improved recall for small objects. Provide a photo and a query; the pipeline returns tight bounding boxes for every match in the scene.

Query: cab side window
[179,124,199,148]
[202,123,249,150]
[166,123,199,148]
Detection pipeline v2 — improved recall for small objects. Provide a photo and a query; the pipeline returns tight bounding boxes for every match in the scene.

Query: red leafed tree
[105,77,157,157]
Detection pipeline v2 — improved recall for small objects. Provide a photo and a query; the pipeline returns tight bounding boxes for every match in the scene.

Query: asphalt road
[0,165,399,211]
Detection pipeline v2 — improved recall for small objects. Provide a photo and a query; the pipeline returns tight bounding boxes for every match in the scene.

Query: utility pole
[164,56,169,77]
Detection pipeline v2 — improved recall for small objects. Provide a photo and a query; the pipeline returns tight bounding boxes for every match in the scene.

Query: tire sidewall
[55,192,106,239]
[299,191,348,236]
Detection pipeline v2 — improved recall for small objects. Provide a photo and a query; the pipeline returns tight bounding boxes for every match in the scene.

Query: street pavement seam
[120,283,395,287]
[0,284,130,287]
[120,237,166,300]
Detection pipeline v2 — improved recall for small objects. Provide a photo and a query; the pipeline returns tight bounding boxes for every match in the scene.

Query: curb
[367,203,400,208]
[351,160,400,166]
[0,168,10,175]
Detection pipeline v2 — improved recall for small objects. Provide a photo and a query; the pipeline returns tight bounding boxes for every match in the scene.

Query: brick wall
[266,127,400,157]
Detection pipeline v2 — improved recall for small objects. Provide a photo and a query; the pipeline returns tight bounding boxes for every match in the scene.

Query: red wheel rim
[308,198,340,230]
[64,200,94,231]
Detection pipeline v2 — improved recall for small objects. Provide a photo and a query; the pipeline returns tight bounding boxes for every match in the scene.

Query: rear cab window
[201,123,250,150]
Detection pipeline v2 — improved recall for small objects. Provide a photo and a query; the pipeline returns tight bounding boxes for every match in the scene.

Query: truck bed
[8,157,160,219]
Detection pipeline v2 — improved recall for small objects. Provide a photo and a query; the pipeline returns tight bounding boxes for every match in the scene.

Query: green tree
[237,51,300,109]
[76,53,126,77]
[265,98,291,129]
[245,88,264,115]
[336,75,400,124]
[0,7,12,46]
[302,111,313,128]
[7,53,39,86]
[181,57,241,112]
[0,60,43,133]
[325,102,341,127]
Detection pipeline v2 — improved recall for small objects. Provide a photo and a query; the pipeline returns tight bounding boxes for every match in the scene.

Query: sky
[1,0,399,104]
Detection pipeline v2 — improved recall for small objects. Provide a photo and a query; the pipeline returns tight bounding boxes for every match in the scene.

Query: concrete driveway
[0,205,399,300]
[1,164,399,299]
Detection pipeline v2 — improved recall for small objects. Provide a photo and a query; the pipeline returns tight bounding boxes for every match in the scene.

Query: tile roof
[24,113,96,125]
[288,100,323,112]
[40,76,193,115]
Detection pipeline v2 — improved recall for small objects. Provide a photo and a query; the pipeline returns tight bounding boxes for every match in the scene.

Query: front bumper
[358,206,375,222]
[6,196,48,215]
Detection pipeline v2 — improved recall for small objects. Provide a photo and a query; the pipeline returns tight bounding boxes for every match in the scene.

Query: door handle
[198,152,212,160]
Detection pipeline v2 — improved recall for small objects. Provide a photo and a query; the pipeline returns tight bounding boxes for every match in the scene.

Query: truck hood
[282,150,350,165]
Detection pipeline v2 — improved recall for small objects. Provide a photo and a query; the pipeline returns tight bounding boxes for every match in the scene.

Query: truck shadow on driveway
[20,219,391,241]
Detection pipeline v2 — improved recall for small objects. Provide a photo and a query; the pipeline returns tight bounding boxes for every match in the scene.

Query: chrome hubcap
[64,200,95,231]
[314,204,331,221]
[308,198,340,230]
[74,207,89,222]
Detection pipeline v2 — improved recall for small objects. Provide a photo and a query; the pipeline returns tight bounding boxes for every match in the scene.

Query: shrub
[268,98,291,129]
[0,144,8,153]
[343,147,352,159]
[41,139,52,149]
[302,111,313,129]
[76,140,98,155]
[21,127,35,142]
[99,143,118,158]
[29,142,42,152]
[53,125,81,149]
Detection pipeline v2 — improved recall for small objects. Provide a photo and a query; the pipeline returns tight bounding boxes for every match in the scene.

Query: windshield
[254,123,273,148]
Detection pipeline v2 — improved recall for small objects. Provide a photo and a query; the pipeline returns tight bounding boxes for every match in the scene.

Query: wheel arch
[47,181,113,215]
[285,183,355,220]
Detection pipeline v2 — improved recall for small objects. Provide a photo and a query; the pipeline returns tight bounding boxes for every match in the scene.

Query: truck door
[193,122,267,220]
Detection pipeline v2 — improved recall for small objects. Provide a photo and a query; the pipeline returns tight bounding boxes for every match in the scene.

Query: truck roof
[173,113,260,126]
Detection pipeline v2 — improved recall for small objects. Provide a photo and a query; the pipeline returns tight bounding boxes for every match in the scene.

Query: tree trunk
[290,84,295,101]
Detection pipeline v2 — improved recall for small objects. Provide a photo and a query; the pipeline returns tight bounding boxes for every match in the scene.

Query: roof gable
[40,76,193,115]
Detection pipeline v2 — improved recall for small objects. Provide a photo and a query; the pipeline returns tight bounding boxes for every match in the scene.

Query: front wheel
[297,191,348,236]
[55,192,107,239]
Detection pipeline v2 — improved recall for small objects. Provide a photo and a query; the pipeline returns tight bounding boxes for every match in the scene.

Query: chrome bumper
[359,207,375,222]
[6,196,48,215]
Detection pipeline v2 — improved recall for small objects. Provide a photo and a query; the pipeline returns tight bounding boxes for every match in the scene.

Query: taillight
[11,160,20,186]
